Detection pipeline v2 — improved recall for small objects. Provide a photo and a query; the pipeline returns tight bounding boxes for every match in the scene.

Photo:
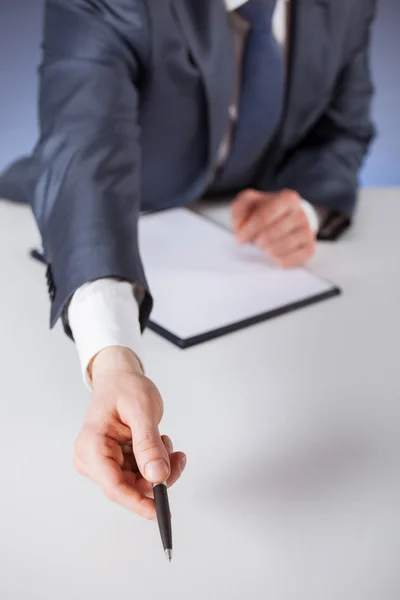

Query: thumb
[128,405,171,485]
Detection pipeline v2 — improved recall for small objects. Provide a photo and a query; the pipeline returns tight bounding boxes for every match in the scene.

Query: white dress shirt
[69,0,319,387]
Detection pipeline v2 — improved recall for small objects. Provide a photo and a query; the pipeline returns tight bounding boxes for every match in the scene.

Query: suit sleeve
[271,0,377,240]
[32,0,152,333]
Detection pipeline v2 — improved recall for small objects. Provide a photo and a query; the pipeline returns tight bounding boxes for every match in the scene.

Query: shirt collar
[223,0,249,11]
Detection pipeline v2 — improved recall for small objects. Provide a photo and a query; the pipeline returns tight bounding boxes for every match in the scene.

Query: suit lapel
[280,0,331,150]
[172,0,235,176]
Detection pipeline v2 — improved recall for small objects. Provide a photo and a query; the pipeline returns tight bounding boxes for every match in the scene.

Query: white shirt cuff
[301,199,320,234]
[68,279,143,389]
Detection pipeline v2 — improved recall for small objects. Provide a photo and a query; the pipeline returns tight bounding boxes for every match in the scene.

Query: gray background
[0,0,399,186]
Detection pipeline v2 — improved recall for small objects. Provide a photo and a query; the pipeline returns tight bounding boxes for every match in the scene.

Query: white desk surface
[0,189,399,600]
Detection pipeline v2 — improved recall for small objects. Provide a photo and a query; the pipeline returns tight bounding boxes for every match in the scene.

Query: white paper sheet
[139,209,337,343]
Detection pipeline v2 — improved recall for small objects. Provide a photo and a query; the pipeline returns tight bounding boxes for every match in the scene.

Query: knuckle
[73,458,85,477]
[272,201,284,217]
[270,193,282,207]
[74,423,100,457]
[243,187,256,197]
[261,233,273,249]
[90,433,105,456]
[255,232,266,246]
[282,189,301,206]
[74,435,86,460]
[235,188,253,203]
[103,486,118,504]
[138,495,151,511]
[267,237,280,251]
[298,209,309,226]
[305,236,316,253]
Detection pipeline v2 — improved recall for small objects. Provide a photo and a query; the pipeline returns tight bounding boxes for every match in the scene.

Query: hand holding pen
[72,346,187,558]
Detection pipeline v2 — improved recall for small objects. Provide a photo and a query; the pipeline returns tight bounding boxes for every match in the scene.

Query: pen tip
[165,549,173,562]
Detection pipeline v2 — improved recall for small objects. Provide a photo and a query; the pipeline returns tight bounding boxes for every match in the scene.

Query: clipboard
[140,209,341,348]
[30,208,341,349]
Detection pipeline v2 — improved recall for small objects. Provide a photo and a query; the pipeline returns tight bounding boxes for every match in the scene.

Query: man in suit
[0,0,376,521]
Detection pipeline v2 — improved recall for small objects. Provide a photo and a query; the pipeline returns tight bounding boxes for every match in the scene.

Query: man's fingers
[235,211,265,244]
[75,427,184,518]
[75,430,124,471]
[167,452,187,488]
[259,209,309,246]
[278,241,316,268]
[122,452,139,473]
[235,189,304,243]
[74,456,89,479]
[100,460,157,520]
[231,189,265,230]
[161,435,174,455]
[236,201,294,244]
[75,432,157,519]
[256,225,313,258]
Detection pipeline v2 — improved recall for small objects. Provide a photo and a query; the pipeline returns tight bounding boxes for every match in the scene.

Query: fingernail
[145,459,169,482]
[180,456,187,471]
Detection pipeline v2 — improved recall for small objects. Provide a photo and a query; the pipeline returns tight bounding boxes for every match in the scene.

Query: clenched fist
[232,188,317,268]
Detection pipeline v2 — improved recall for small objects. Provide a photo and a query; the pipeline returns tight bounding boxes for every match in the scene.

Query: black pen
[153,482,173,561]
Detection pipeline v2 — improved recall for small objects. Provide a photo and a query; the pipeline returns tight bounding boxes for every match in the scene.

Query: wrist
[90,346,144,387]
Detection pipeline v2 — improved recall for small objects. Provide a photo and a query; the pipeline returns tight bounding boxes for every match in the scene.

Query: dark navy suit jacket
[0,0,376,331]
